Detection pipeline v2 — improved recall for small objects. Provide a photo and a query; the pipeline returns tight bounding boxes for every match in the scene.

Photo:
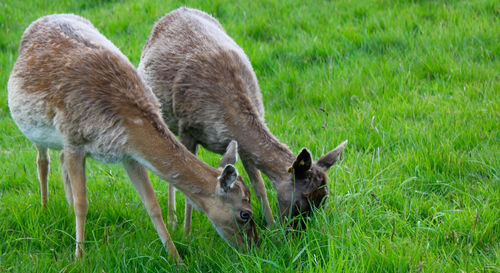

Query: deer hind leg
[242,158,275,226]
[35,145,49,208]
[183,198,193,237]
[60,152,73,205]
[123,159,182,263]
[168,184,178,229]
[178,130,198,236]
[62,149,88,258]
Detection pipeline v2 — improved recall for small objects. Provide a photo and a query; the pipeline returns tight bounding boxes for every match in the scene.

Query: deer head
[204,141,259,247]
[276,140,347,228]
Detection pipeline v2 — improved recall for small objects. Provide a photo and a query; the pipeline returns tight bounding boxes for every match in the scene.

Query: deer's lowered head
[275,140,348,228]
[201,141,259,247]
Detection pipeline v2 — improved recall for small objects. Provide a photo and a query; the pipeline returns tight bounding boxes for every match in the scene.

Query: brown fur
[8,14,258,261]
[139,7,347,228]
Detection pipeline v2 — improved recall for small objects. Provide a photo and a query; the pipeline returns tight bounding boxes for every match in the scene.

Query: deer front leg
[242,158,275,226]
[123,159,182,263]
[35,145,49,208]
[178,130,198,237]
[60,152,73,206]
[62,149,87,258]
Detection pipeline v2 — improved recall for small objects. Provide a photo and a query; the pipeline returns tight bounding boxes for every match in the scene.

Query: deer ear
[218,164,238,192]
[218,140,238,168]
[288,148,312,176]
[316,140,347,171]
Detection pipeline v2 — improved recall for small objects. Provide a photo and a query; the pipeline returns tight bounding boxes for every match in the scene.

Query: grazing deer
[138,7,347,230]
[8,14,258,261]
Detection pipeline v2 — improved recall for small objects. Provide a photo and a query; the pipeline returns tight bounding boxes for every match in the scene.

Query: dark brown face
[277,165,329,229]
[277,141,347,228]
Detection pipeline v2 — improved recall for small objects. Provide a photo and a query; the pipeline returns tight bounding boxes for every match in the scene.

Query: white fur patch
[170,172,180,179]
[8,77,63,150]
[130,118,143,125]
[24,126,64,150]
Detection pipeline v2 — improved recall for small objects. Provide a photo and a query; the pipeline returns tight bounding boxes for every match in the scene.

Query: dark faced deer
[8,14,258,261]
[138,8,347,230]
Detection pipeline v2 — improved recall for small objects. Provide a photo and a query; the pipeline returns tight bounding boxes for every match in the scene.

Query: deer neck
[125,116,218,213]
[231,116,295,188]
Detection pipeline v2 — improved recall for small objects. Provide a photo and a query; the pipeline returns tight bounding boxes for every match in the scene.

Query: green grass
[1,0,499,271]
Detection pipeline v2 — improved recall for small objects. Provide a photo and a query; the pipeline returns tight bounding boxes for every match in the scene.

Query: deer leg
[178,131,198,237]
[60,152,73,205]
[123,159,182,263]
[62,149,87,258]
[168,184,178,229]
[242,158,275,226]
[183,198,193,237]
[35,145,49,207]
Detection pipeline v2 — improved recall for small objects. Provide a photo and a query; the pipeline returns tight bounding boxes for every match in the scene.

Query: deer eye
[240,211,251,222]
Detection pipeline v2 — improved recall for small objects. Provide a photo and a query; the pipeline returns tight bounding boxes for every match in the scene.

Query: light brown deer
[138,7,347,231]
[7,14,258,262]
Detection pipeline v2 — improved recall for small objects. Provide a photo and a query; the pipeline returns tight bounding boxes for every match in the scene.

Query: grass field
[1,0,499,272]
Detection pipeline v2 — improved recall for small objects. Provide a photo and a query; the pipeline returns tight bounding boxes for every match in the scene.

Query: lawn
[0,0,498,272]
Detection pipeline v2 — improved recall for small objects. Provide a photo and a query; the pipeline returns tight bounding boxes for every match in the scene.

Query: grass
[0,0,498,271]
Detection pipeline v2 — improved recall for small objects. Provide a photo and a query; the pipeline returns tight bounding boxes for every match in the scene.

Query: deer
[138,7,347,232]
[7,14,258,262]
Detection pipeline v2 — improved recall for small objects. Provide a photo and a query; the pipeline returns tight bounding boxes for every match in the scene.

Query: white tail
[8,14,258,261]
